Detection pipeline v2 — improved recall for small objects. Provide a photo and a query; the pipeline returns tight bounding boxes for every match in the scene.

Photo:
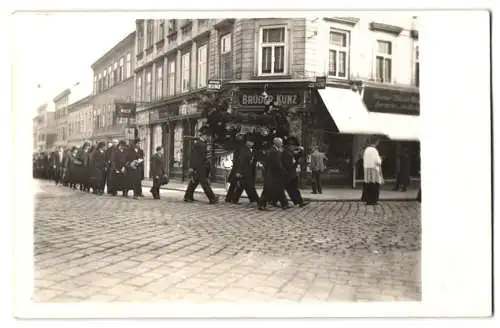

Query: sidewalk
[142,178,419,202]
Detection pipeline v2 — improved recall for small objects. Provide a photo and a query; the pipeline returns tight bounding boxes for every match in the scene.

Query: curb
[143,183,418,203]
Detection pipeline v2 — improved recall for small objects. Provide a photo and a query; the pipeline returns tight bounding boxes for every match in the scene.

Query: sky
[12,13,135,116]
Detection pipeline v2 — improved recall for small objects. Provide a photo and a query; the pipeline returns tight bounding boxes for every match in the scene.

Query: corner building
[134,16,420,187]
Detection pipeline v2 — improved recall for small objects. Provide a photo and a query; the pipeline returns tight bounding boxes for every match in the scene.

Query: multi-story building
[90,31,136,143]
[32,103,56,152]
[53,82,93,147]
[133,16,420,185]
[67,95,93,147]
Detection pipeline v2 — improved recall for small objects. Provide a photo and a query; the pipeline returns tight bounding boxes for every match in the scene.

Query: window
[415,44,419,87]
[145,70,152,102]
[328,29,349,78]
[197,45,207,88]
[168,60,176,96]
[137,20,144,52]
[136,75,142,101]
[108,65,112,87]
[181,52,190,92]
[93,75,97,94]
[146,20,154,49]
[98,73,102,92]
[103,69,108,89]
[220,33,232,79]
[119,57,124,81]
[198,19,208,27]
[375,40,392,83]
[259,26,287,75]
[126,53,132,78]
[156,64,163,100]
[158,20,165,40]
[168,20,177,33]
[112,62,118,86]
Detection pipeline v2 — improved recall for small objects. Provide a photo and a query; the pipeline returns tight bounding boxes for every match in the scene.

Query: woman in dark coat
[89,142,107,195]
[67,147,80,189]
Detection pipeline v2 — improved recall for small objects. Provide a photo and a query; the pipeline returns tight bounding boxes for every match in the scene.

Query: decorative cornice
[214,19,236,30]
[369,22,404,36]
[324,17,360,26]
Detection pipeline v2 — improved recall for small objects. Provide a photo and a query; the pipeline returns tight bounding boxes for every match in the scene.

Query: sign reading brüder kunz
[238,90,302,107]
[363,87,420,115]
[207,79,222,92]
[115,102,137,118]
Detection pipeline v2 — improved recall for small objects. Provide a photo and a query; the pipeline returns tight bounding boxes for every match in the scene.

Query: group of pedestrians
[35,138,150,199]
[184,131,310,211]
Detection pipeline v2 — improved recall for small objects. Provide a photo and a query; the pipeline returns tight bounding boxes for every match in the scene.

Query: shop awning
[318,87,420,141]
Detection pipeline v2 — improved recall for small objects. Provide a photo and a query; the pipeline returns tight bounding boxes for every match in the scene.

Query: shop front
[135,110,151,178]
[315,81,421,188]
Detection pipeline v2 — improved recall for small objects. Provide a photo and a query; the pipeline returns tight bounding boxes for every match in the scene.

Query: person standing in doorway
[310,145,327,194]
[361,137,384,205]
[393,148,411,192]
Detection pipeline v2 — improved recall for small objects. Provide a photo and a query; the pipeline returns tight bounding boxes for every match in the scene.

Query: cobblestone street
[33,180,421,303]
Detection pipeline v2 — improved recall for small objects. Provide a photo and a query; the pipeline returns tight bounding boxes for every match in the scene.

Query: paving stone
[34,181,421,303]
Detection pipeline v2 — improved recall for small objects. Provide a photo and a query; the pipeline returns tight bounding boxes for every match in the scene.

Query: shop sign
[314,76,326,89]
[179,102,199,115]
[363,87,420,115]
[135,111,150,126]
[207,79,222,92]
[238,90,302,107]
[149,110,159,122]
[115,102,136,118]
[157,105,179,120]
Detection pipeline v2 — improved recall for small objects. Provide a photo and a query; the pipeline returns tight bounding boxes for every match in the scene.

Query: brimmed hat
[284,136,299,146]
[118,140,127,146]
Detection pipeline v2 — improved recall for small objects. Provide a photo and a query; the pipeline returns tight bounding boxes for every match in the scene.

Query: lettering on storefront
[363,87,420,115]
[115,102,136,118]
[238,92,302,107]
[179,102,199,115]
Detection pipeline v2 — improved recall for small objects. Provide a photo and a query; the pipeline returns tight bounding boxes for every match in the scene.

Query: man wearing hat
[184,132,219,204]
[258,137,289,211]
[231,134,260,205]
[105,139,119,194]
[282,136,309,207]
[110,140,128,197]
[89,141,107,195]
[125,138,145,199]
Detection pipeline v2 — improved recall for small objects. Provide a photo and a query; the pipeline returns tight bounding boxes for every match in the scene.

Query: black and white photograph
[8,4,493,322]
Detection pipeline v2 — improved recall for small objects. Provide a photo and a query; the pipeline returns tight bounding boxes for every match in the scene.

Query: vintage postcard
[10,7,493,320]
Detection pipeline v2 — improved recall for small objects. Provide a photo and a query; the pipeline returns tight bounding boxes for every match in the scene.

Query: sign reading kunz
[238,91,302,107]
[363,87,420,115]
[115,102,136,118]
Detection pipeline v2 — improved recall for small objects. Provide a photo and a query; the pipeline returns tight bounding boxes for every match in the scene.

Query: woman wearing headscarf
[361,136,384,205]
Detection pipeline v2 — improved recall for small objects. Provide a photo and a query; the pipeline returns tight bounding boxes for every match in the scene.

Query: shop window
[173,124,183,167]
[259,26,287,76]
[328,29,349,78]
[375,40,392,83]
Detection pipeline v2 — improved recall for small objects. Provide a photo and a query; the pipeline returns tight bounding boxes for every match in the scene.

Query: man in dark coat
[126,138,144,199]
[183,133,218,204]
[224,133,245,203]
[90,142,107,195]
[282,137,309,207]
[231,135,260,205]
[61,148,71,187]
[258,137,290,211]
[150,146,167,199]
[110,140,128,197]
[51,146,65,185]
[393,148,411,192]
[105,139,119,194]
